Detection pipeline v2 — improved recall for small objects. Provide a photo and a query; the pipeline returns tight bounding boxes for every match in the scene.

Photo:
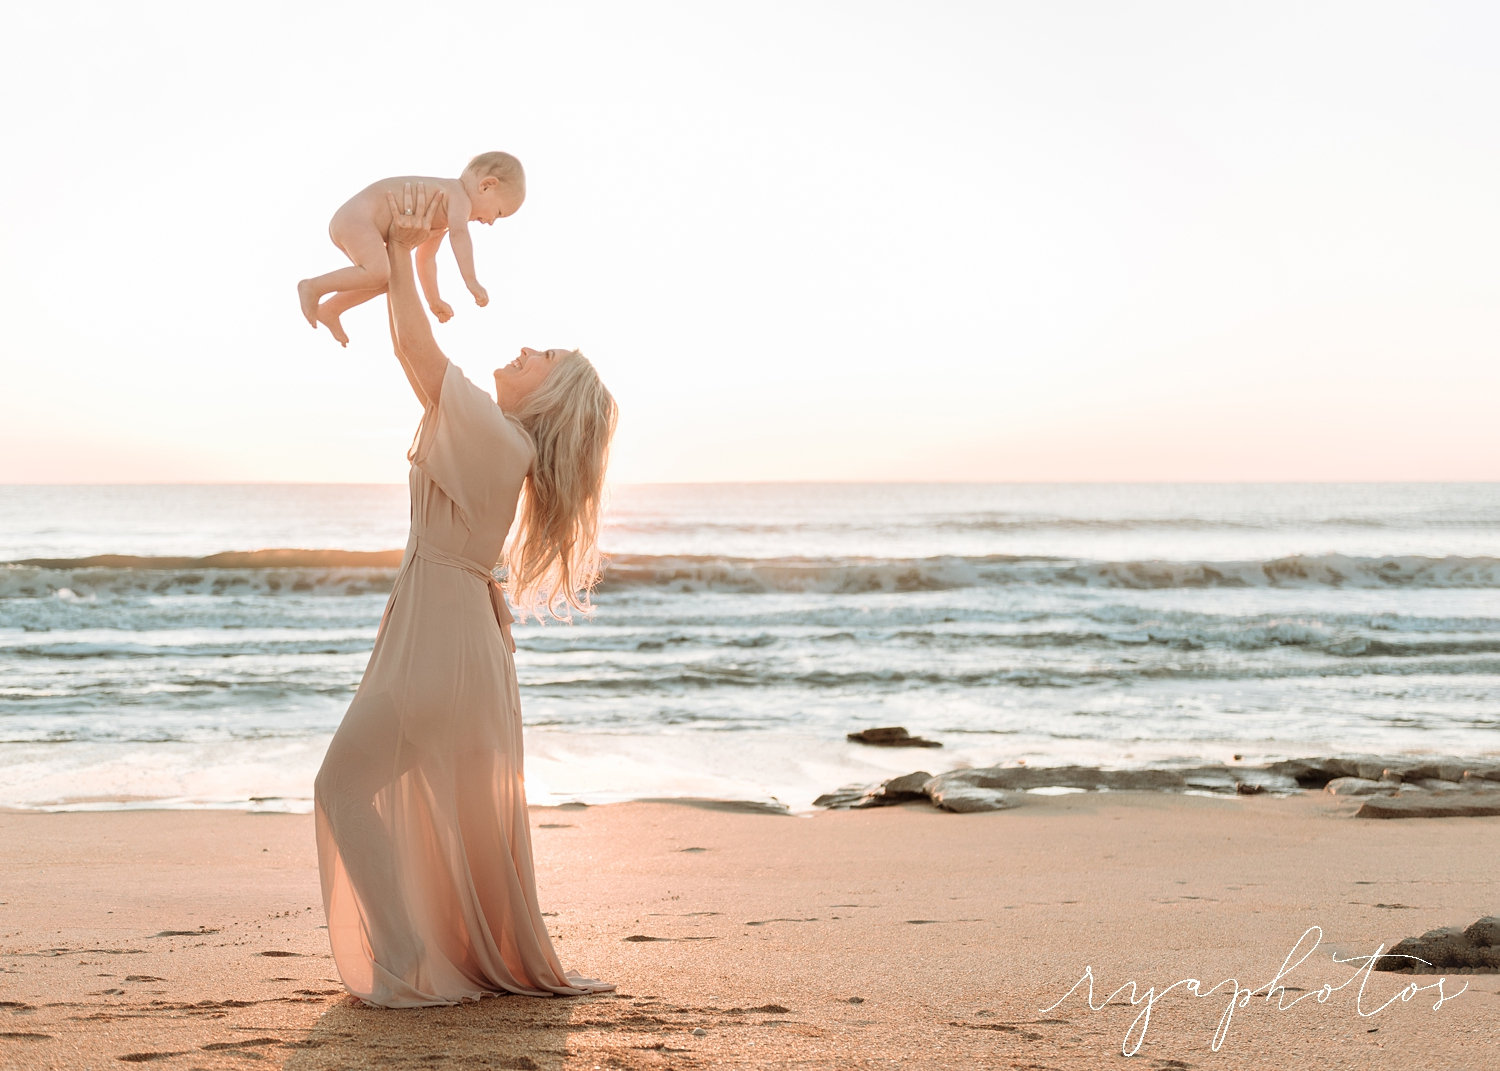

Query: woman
[314,182,619,1008]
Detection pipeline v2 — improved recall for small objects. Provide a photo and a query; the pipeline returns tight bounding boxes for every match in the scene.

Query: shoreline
[2,793,1496,1069]
[5,752,1499,818]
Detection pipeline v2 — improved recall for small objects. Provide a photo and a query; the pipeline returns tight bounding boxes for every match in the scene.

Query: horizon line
[2,479,1498,489]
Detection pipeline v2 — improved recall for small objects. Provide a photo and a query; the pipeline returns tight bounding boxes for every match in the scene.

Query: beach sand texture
[1,795,1496,1070]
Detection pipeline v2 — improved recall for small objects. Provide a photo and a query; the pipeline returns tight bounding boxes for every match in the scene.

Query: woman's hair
[502,351,618,622]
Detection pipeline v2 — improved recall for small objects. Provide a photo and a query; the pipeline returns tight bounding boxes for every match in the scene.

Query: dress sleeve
[407,360,523,527]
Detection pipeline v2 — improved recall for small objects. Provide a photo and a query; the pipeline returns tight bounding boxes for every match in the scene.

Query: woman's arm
[384,183,450,407]
[384,299,429,405]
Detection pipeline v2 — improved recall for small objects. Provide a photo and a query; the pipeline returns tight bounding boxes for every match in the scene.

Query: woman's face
[494,347,561,404]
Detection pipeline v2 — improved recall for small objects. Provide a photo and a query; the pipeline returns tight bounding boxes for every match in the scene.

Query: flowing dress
[314,359,615,1008]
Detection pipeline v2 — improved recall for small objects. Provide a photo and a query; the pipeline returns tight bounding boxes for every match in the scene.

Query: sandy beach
[0,793,1495,1070]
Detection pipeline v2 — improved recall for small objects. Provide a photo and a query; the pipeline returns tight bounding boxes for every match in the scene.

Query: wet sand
[1,793,1497,1069]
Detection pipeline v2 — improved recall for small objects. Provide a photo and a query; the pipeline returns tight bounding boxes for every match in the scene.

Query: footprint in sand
[117,1053,191,1063]
[201,1038,282,1051]
[744,918,818,927]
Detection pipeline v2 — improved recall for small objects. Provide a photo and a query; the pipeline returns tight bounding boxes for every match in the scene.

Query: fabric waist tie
[411,538,516,632]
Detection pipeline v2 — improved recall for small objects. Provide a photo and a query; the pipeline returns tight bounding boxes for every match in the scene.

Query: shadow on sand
[282,991,604,1070]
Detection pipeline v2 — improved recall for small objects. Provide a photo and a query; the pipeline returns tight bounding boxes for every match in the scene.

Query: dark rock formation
[1324,777,1399,797]
[923,773,1021,813]
[1270,756,1500,789]
[1355,792,1500,819]
[1376,917,1500,972]
[812,771,934,810]
[846,726,943,748]
[813,755,1500,813]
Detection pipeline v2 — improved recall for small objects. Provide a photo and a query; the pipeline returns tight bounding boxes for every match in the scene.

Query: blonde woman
[314,182,619,1008]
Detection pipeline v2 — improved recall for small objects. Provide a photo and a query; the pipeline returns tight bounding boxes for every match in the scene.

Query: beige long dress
[314,358,615,1009]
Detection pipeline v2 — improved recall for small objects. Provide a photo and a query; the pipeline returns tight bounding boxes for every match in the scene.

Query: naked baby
[297,151,525,345]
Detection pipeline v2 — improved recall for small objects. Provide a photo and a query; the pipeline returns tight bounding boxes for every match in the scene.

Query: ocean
[1,482,1496,813]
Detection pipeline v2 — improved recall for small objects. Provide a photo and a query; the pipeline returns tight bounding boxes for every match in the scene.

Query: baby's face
[472,179,525,226]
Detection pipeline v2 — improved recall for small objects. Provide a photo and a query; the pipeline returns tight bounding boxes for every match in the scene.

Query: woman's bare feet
[316,301,350,346]
[297,279,320,328]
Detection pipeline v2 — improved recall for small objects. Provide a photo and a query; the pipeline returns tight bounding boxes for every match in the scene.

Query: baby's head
[462,151,526,225]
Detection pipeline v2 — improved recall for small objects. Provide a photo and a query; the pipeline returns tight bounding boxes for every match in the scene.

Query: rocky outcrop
[1269,756,1500,789]
[845,726,943,748]
[812,771,934,810]
[1323,777,1399,796]
[1355,792,1500,819]
[813,756,1500,813]
[923,772,1022,813]
[1376,917,1500,972]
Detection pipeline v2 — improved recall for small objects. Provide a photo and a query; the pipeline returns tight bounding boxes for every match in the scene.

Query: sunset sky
[1,1,1496,483]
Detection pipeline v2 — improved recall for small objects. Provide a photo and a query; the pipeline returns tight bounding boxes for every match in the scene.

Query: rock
[923,774,1022,813]
[1356,791,1500,819]
[812,785,872,809]
[691,1027,707,1036]
[1412,778,1468,792]
[1464,917,1500,948]
[1267,757,1365,788]
[1235,782,1265,795]
[844,763,1302,801]
[1376,921,1500,972]
[846,726,942,748]
[850,770,933,808]
[1462,766,1500,784]
[1354,760,1400,782]
[925,765,1189,792]
[1324,777,1397,796]
[880,770,934,796]
[815,771,934,810]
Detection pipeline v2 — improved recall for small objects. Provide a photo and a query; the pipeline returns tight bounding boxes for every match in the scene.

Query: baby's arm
[442,188,488,307]
[447,223,488,307]
[414,235,452,322]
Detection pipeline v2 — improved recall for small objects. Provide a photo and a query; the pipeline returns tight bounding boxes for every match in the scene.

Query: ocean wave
[2,637,374,660]
[597,553,1500,592]
[5,549,1500,599]
[606,513,1499,535]
[521,654,1500,693]
[9,549,403,570]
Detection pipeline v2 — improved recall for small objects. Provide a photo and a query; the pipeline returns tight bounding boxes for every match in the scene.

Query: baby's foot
[315,301,349,347]
[297,279,320,327]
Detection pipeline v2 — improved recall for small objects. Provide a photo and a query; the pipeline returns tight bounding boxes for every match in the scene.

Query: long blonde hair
[503,350,618,622]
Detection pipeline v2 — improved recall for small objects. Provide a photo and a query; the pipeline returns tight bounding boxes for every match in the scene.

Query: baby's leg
[316,287,387,347]
[298,221,391,336]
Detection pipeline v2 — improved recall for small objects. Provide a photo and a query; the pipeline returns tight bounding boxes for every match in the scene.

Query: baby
[297,151,526,345]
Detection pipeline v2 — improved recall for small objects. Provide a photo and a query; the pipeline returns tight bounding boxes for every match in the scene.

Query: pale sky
[0,0,1496,483]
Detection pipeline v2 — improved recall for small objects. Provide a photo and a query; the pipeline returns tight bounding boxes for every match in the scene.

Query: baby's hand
[470,284,490,308]
[430,299,454,323]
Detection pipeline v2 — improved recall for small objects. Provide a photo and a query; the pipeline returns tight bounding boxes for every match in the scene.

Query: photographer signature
[1039,926,1468,1056]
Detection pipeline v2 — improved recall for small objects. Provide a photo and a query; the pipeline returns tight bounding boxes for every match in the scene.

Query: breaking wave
[5,549,1500,599]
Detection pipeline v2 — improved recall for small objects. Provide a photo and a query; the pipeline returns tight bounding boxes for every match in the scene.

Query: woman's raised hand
[386,182,446,249]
